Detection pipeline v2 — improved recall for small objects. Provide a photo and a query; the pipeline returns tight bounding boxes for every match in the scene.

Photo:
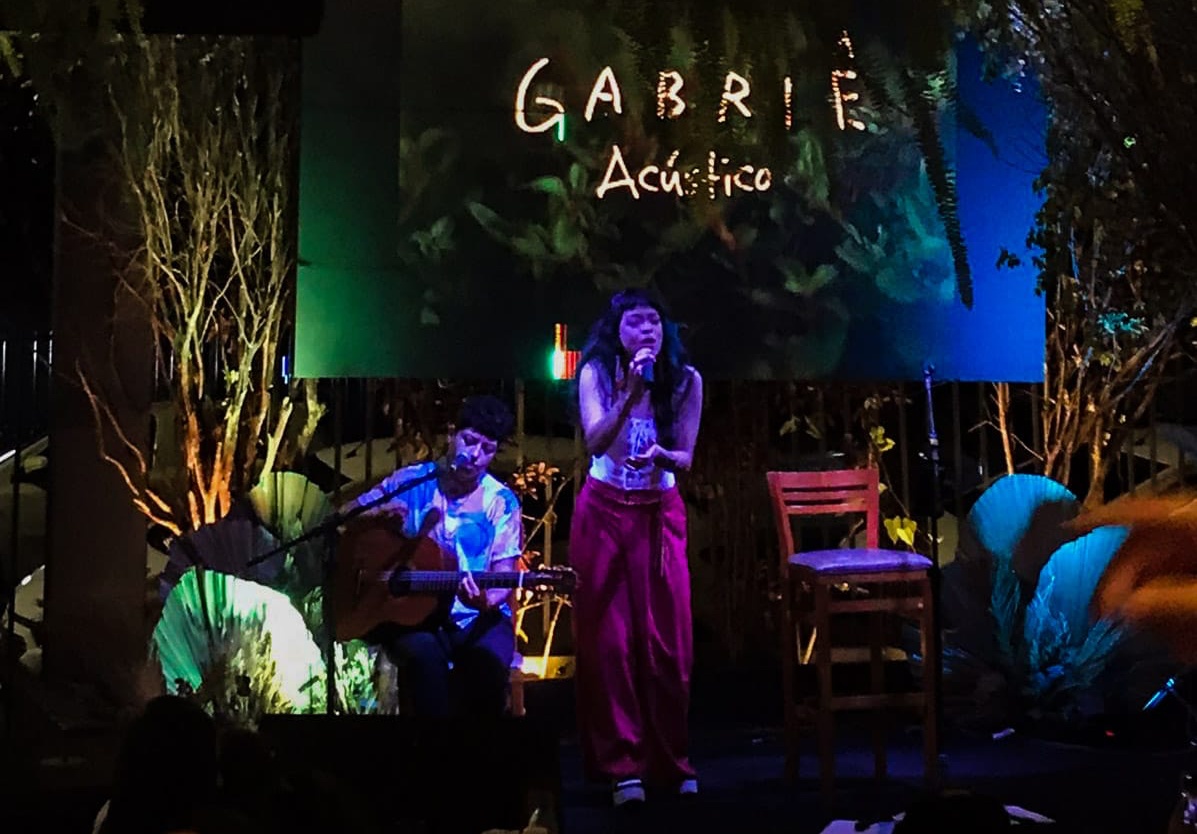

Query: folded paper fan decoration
[966,475,1076,562]
[152,567,325,713]
[160,506,285,598]
[247,471,335,595]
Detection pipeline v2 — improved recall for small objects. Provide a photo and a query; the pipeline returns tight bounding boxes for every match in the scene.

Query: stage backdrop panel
[296,0,1045,381]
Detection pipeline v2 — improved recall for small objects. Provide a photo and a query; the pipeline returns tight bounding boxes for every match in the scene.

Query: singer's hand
[627,443,668,470]
[457,573,490,611]
[624,347,655,396]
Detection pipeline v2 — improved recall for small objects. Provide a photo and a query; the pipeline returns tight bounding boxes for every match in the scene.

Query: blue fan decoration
[939,475,1157,730]
[963,473,1079,586]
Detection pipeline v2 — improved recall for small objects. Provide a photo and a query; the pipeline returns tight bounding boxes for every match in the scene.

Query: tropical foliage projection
[298,0,1043,381]
[938,474,1171,731]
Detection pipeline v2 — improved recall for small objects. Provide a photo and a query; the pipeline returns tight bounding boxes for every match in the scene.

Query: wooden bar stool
[766,468,937,804]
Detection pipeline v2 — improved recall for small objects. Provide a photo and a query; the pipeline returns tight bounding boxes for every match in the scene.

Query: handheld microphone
[642,359,655,385]
[448,451,471,471]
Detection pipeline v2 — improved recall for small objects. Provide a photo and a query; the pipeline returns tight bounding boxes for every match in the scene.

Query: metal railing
[0,331,52,454]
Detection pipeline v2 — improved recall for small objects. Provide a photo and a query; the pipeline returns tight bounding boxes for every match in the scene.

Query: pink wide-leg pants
[569,476,696,785]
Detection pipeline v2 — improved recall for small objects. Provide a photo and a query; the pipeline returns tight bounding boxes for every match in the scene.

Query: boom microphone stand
[3,433,22,747]
[248,460,449,714]
[923,364,946,789]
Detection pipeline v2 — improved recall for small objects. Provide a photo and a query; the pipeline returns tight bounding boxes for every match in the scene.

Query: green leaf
[0,34,21,76]
[429,215,454,242]
[791,129,830,206]
[870,425,895,453]
[528,176,568,198]
[467,201,510,240]
[550,215,581,258]
[780,259,836,296]
[568,163,586,192]
[883,516,918,548]
[512,233,549,259]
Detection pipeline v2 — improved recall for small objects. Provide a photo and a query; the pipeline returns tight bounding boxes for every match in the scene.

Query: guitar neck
[386,571,537,592]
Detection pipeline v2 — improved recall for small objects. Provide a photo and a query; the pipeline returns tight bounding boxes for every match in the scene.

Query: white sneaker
[612,778,646,806]
[678,778,699,796]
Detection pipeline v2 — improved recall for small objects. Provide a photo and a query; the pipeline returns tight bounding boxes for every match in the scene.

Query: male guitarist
[338,395,522,717]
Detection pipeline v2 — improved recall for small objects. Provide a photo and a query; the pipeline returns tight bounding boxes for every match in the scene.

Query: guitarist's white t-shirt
[349,461,524,628]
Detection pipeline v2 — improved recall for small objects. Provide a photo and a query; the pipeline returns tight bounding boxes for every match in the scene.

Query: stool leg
[814,583,834,806]
[870,610,887,780]
[920,579,940,790]
[782,576,800,783]
[510,671,526,717]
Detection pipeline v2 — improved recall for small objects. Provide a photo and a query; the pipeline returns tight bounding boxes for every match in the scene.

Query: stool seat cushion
[788,548,932,574]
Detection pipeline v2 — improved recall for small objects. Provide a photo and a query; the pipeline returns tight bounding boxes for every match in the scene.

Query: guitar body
[332,517,457,641]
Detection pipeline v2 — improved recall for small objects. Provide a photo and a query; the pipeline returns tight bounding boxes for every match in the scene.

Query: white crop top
[589,415,676,491]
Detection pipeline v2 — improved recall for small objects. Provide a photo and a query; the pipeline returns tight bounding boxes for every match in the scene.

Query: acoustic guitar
[331,516,576,642]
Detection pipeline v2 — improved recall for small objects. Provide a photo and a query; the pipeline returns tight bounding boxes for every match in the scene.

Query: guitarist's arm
[337,464,428,527]
[459,487,525,612]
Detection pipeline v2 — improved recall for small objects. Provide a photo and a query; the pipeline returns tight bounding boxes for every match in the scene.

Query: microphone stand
[247,461,445,714]
[923,364,946,789]
[3,432,23,747]
[1143,671,1197,747]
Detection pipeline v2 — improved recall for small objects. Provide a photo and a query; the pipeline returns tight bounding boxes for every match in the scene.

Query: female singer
[570,288,704,806]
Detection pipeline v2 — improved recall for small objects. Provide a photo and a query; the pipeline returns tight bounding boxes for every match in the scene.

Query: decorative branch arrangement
[79,35,324,533]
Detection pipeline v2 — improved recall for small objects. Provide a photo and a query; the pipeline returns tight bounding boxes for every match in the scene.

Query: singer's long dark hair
[577,288,694,447]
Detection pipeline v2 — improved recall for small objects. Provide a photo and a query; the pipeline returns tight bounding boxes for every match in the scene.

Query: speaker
[258,714,562,834]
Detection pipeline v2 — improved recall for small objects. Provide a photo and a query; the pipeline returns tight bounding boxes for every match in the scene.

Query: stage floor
[558,721,1189,834]
[2,670,1192,834]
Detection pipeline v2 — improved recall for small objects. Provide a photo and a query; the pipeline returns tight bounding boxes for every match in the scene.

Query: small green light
[549,348,566,379]
[555,115,566,143]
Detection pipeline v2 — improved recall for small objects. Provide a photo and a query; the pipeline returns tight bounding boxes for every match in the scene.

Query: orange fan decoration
[1068,491,1197,663]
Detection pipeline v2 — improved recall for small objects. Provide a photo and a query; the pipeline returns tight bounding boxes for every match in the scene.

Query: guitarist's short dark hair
[458,395,515,444]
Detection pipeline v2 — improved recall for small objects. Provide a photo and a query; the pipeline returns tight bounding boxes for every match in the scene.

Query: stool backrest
[766,468,882,563]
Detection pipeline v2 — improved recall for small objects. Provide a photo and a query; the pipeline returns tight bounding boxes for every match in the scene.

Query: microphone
[448,451,471,471]
[642,359,655,385]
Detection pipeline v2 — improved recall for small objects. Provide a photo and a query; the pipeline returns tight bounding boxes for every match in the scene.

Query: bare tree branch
[77,35,317,533]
